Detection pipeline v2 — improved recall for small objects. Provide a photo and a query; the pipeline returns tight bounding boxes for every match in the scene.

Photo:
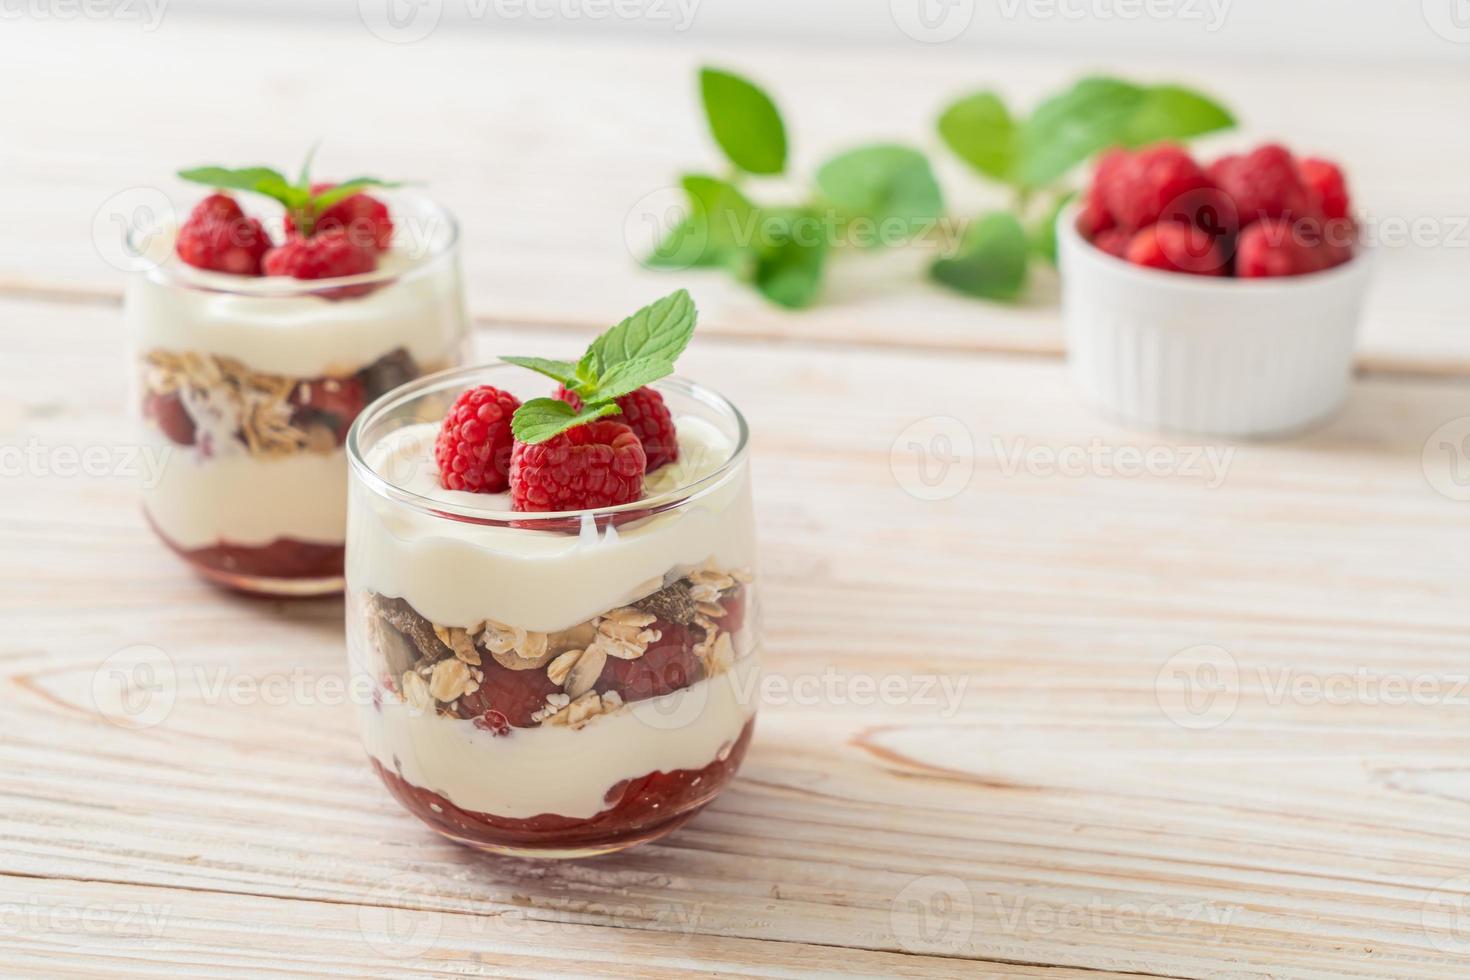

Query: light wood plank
[0,19,1466,373]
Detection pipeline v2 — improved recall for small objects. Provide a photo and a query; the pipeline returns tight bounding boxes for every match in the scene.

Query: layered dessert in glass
[345,293,758,857]
[126,168,467,595]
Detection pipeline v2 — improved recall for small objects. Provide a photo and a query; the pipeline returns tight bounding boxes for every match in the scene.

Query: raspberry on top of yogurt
[434,289,699,513]
[175,152,401,281]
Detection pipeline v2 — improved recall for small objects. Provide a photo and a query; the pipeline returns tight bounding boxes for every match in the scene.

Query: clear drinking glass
[125,192,468,595]
[345,364,759,857]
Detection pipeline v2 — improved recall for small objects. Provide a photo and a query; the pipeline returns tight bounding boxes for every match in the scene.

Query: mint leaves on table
[503,289,697,444]
[931,76,1233,300]
[178,149,401,236]
[646,67,942,310]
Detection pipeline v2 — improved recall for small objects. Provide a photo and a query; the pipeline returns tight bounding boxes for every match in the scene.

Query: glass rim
[345,363,751,528]
[125,189,460,296]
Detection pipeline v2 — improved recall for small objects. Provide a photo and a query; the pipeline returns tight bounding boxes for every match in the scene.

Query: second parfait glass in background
[126,191,468,595]
[345,364,759,858]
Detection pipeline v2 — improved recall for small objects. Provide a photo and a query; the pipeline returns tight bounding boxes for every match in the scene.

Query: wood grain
[4,293,1470,976]
[0,18,1466,375]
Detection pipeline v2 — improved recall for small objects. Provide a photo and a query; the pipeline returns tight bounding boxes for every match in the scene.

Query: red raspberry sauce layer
[371,717,755,851]
[146,512,343,582]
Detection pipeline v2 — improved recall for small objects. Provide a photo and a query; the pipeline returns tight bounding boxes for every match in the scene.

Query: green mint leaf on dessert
[937,92,1018,184]
[930,211,1028,301]
[751,208,828,309]
[296,143,320,189]
[500,357,581,386]
[814,144,943,245]
[594,356,676,403]
[590,289,697,373]
[310,177,401,213]
[178,165,297,204]
[700,67,787,176]
[511,398,621,445]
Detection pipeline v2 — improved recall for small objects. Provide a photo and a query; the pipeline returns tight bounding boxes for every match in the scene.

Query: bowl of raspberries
[1057,141,1371,437]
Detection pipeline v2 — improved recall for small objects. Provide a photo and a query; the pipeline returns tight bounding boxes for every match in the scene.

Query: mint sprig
[502,289,697,444]
[646,67,942,310]
[178,149,403,236]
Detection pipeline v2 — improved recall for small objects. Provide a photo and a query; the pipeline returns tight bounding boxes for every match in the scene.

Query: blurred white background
[149,0,1470,62]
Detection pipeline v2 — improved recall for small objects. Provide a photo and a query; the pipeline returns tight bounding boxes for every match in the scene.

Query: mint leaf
[814,144,943,245]
[930,212,1028,301]
[178,165,298,205]
[751,208,827,309]
[500,356,579,386]
[937,92,1017,183]
[1121,85,1234,145]
[646,174,756,270]
[590,289,697,373]
[593,356,675,403]
[1028,190,1077,266]
[297,144,320,188]
[700,67,787,176]
[311,178,400,213]
[1015,78,1147,188]
[511,398,620,445]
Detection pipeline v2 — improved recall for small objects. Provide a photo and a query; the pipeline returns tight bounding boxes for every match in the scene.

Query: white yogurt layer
[126,235,467,378]
[140,429,348,549]
[349,415,755,632]
[358,654,759,820]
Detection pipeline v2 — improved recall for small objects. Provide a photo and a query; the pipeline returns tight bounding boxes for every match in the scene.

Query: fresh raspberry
[1235,219,1325,278]
[1082,148,1128,234]
[144,391,196,446]
[554,385,679,471]
[1125,223,1227,276]
[262,230,377,281]
[434,385,521,493]
[175,193,272,275]
[1102,144,1213,231]
[509,420,646,512]
[285,183,394,252]
[1091,228,1133,259]
[1299,157,1351,221]
[1208,144,1315,227]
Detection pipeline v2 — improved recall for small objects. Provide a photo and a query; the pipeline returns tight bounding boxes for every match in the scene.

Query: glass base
[435,808,704,859]
[189,562,345,598]
[146,510,345,597]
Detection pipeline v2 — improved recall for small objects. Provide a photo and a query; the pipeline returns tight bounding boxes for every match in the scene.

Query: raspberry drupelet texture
[553,385,679,471]
[1299,157,1351,221]
[509,419,647,512]
[175,193,273,275]
[1126,223,1228,276]
[435,385,522,493]
[1235,219,1326,278]
[1102,144,1214,231]
[285,183,394,252]
[263,230,378,281]
[1207,144,1316,227]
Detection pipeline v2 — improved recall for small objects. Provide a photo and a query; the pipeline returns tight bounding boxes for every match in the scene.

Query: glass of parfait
[126,185,467,595]
[344,361,759,858]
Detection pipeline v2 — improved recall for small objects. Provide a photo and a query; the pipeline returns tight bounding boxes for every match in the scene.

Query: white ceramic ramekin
[1056,204,1373,437]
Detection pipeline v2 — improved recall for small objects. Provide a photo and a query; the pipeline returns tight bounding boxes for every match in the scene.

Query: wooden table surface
[3,16,1469,979]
